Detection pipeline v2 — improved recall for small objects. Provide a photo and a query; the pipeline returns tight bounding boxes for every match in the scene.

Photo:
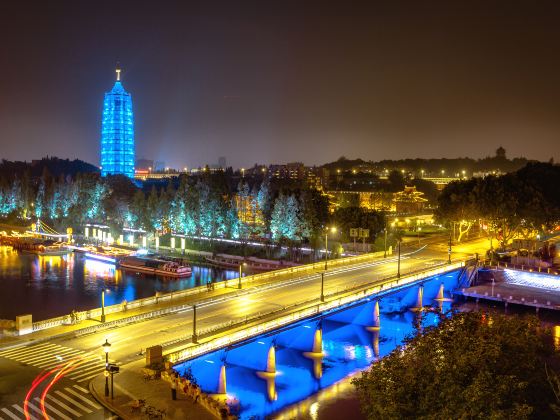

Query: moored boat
[74,246,131,264]
[204,254,298,272]
[119,256,192,277]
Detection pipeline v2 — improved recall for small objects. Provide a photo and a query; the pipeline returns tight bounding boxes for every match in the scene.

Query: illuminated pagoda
[100,66,135,178]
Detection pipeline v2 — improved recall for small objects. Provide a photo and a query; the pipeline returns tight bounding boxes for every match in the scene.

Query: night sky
[1,0,559,169]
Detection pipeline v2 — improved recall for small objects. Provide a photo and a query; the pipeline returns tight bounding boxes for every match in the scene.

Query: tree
[387,170,405,192]
[436,179,478,242]
[331,207,384,243]
[352,312,559,419]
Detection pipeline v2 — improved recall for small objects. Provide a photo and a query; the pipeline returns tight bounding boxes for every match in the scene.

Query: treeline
[436,162,560,248]
[323,151,535,175]
[0,168,386,250]
[0,157,99,180]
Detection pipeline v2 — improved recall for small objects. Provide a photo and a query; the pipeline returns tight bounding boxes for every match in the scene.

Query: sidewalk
[90,360,215,420]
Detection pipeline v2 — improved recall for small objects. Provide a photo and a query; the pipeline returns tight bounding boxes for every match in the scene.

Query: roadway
[0,237,487,419]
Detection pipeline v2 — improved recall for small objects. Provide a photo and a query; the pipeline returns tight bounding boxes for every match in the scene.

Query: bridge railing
[483,261,559,276]
[165,259,470,364]
[31,248,392,332]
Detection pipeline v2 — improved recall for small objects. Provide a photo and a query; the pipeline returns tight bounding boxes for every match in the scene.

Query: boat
[204,254,299,273]
[75,246,131,264]
[0,235,70,255]
[118,256,192,277]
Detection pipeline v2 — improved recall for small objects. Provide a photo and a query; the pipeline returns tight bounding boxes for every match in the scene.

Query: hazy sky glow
[1,0,559,169]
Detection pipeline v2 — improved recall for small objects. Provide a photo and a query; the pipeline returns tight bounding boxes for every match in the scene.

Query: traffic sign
[359,228,369,238]
[350,228,359,238]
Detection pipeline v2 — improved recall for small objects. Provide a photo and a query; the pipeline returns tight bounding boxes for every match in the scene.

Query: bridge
[0,239,485,419]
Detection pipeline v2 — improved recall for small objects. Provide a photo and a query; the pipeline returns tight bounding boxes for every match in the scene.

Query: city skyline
[1,1,560,169]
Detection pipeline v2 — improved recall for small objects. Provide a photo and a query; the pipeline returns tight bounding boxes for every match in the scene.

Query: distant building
[154,161,166,172]
[218,157,227,169]
[135,159,154,171]
[100,66,135,178]
[393,186,428,214]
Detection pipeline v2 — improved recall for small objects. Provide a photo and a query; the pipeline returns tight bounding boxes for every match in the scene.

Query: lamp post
[102,339,111,397]
[101,289,108,323]
[320,272,325,302]
[238,262,246,289]
[397,240,401,278]
[448,232,452,264]
[324,226,336,270]
[383,227,388,258]
[192,304,198,343]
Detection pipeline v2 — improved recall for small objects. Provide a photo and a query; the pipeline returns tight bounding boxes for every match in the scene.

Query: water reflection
[0,246,235,320]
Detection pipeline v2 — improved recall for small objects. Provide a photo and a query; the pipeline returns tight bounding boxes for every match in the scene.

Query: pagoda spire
[116,64,121,81]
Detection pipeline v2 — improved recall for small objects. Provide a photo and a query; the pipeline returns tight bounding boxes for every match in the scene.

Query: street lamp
[101,289,109,323]
[320,271,325,302]
[397,240,401,278]
[102,339,111,397]
[448,232,452,264]
[238,262,247,289]
[324,226,337,270]
[383,227,388,258]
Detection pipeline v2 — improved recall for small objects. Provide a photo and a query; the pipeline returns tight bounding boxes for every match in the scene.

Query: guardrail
[165,259,469,363]
[31,249,392,332]
[483,261,559,276]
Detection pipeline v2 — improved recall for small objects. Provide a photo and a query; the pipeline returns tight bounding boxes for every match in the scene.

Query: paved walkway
[90,360,215,420]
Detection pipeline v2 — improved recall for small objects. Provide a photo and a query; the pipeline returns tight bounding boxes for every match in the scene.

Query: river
[0,246,237,321]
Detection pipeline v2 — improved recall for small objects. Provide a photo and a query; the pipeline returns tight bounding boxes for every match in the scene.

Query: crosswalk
[0,384,108,419]
[0,342,110,383]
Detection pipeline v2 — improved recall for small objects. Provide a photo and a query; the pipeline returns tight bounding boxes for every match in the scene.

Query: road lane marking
[11,405,39,420]
[24,402,46,418]
[1,408,21,420]
[68,364,105,380]
[33,349,84,366]
[77,373,102,383]
[13,346,70,363]
[0,343,55,358]
[64,388,102,409]
[46,395,82,417]
[35,398,72,420]
[72,384,90,394]
[54,390,93,413]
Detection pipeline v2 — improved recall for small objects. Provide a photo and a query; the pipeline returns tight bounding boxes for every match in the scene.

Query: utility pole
[320,272,325,302]
[384,228,388,258]
[192,304,198,343]
[397,240,401,278]
[448,233,452,264]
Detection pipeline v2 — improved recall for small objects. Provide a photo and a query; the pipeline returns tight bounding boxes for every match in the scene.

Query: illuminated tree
[436,179,477,242]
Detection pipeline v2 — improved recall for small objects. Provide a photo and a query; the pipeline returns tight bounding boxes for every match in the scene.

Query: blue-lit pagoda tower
[100,66,135,178]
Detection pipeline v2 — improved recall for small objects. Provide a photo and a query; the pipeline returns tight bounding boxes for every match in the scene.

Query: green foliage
[331,207,384,242]
[437,163,560,247]
[352,312,558,419]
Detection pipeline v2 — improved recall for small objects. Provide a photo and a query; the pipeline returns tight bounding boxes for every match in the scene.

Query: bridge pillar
[372,329,380,359]
[256,345,276,379]
[366,300,381,331]
[434,282,453,303]
[265,376,278,401]
[410,285,424,312]
[217,363,227,395]
[303,327,324,358]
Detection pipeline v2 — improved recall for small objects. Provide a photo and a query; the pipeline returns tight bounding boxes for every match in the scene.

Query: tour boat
[118,256,192,277]
[77,246,131,264]
[0,236,70,255]
[204,255,298,272]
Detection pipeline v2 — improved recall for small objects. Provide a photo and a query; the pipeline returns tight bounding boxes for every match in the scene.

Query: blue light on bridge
[175,268,462,419]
